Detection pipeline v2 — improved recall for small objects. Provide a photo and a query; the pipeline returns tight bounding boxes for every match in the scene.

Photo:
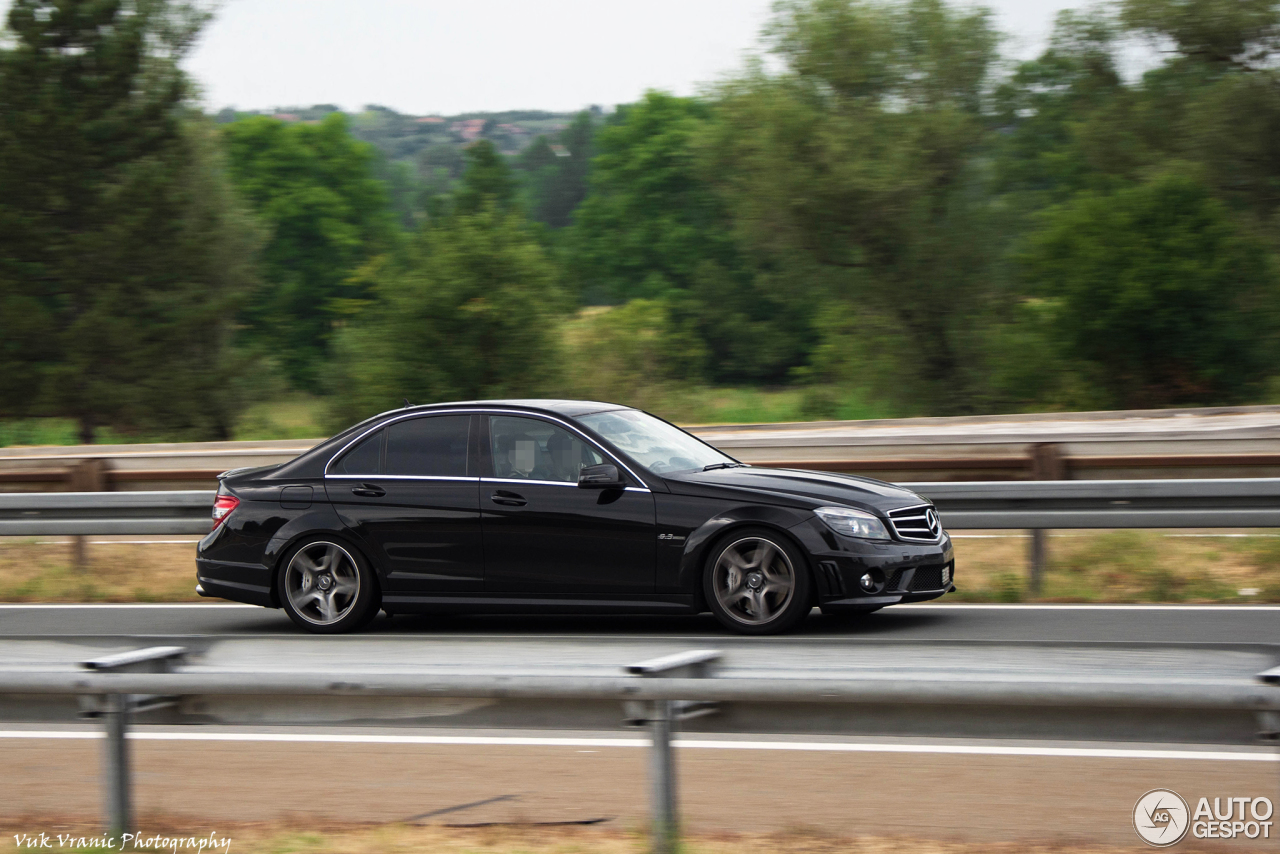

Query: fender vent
[817,561,845,596]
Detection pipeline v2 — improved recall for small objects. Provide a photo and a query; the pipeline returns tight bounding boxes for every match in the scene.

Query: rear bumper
[196,559,276,608]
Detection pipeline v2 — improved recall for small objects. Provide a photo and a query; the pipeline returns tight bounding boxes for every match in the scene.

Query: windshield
[576,409,739,475]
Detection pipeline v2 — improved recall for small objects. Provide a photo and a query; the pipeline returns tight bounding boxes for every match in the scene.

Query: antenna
[403,398,411,408]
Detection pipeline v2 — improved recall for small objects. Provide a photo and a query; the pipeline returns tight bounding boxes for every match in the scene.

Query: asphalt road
[1,602,1278,644]
[3,726,1273,844]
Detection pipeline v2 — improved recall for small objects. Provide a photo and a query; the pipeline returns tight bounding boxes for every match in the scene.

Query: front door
[325,413,483,593]
[481,414,656,594]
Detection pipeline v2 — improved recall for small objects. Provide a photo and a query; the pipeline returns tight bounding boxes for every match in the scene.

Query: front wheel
[278,539,379,634]
[704,528,813,635]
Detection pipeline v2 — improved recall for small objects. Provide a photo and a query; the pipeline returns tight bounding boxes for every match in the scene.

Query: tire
[278,538,380,634]
[703,527,813,635]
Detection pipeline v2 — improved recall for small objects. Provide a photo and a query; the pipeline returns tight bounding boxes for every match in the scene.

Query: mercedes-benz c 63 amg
[196,400,954,634]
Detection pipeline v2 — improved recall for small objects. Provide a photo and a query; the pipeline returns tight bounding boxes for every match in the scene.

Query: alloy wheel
[711,536,796,625]
[284,541,362,626]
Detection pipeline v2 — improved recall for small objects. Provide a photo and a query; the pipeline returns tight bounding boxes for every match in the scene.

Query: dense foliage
[3,0,1280,441]
[0,0,260,442]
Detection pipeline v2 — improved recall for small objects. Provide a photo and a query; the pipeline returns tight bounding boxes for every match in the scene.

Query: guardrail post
[81,646,186,842]
[1258,667,1280,809]
[649,699,676,852]
[1027,444,1066,598]
[103,692,130,840]
[624,650,721,854]
[67,459,109,571]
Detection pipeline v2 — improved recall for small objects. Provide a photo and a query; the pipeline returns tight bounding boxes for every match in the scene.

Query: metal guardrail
[9,404,1280,490]
[14,453,1280,489]
[0,645,1276,852]
[5,478,1280,537]
[0,490,213,536]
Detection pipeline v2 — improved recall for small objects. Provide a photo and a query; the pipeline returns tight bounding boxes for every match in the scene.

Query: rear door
[480,414,656,594]
[325,413,483,593]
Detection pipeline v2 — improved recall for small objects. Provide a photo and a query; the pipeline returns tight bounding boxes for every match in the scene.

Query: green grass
[231,394,331,440]
[0,387,897,448]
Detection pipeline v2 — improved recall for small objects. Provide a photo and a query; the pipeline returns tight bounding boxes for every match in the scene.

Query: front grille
[887,504,942,543]
[909,565,945,591]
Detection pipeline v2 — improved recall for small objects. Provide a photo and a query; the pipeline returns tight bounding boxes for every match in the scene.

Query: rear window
[331,429,382,475]
[385,416,470,477]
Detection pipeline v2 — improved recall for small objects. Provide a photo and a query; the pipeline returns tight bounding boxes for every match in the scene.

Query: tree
[1122,0,1280,69]
[993,9,1137,203]
[703,0,1002,411]
[518,111,595,228]
[1023,174,1277,408]
[328,157,565,425]
[453,139,518,215]
[0,0,260,442]
[222,113,395,390]
[570,91,809,383]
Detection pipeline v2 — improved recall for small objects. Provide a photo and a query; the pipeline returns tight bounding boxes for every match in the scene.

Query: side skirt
[381,593,700,616]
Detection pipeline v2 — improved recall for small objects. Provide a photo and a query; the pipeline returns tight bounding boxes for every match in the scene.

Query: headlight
[814,506,892,541]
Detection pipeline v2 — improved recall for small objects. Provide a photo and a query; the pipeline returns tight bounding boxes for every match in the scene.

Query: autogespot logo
[1134,789,1190,847]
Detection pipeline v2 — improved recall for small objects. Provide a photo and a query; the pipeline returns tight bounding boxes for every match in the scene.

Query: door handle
[490,490,527,507]
[351,483,386,498]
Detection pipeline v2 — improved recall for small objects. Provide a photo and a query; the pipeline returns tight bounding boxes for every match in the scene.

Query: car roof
[379,399,632,419]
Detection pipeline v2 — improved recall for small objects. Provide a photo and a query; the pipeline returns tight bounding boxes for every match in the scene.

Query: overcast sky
[1,0,1097,115]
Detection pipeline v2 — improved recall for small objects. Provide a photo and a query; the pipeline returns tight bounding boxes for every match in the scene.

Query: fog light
[860,573,876,592]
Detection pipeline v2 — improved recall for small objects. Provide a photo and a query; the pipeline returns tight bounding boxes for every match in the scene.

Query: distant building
[549,144,570,157]
[415,116,445,124]
[272,113,300,122]
[451,118,487,140]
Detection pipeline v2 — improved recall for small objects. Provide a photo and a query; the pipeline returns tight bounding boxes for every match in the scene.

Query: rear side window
[385,416,470,477]
[332,429,382,475]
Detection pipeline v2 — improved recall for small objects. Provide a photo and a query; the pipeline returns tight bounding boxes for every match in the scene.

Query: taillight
[212,494,239,530]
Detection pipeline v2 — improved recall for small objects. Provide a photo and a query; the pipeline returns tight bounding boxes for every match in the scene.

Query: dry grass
[0,816,1168,853]
[0,539,200,603]
[2,531,1279,604]
[950,530,1280,603]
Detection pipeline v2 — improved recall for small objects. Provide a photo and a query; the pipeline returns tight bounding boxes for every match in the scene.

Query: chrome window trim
[322,407,652,492]
[484,477,576,488]
[482,476,649,493]
[325,474,480,482]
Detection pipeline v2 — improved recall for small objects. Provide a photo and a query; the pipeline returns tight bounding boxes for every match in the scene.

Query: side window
[332,429,382,475]
[385,415,470,477]
[490,416,603,483]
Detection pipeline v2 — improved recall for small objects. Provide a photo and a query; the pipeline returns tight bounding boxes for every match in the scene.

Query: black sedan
[196,400,955,634]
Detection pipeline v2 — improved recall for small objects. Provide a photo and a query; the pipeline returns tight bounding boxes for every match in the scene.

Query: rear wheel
[704,528,813,635]
[278,539,379,634]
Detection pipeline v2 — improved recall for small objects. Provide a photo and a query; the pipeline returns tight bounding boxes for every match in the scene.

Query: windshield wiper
[701,462,742,472]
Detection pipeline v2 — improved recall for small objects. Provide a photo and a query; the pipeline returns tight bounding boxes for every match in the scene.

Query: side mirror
[578,463,624,489]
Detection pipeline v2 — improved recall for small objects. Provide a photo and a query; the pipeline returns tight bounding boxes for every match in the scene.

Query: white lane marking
[0,730,1274,761]
[1,602,1279,612]
[31,540,202,545]
[894,604,1280,611]
[952,533,1280,539]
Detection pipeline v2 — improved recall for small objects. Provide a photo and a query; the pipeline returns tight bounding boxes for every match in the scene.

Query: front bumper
[789,516,955,610]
